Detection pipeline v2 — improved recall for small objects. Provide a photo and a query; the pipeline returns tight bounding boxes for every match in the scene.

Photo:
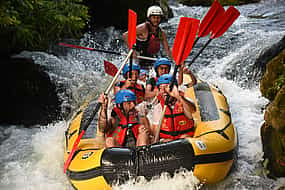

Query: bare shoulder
[137,22,147,31]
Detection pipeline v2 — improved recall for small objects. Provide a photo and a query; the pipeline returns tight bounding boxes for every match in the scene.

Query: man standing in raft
[151,74,196,142]
[123,5,172,69]
[98,89,151,148]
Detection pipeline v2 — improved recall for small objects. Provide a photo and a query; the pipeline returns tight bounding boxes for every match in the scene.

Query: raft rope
[195,108,232,140]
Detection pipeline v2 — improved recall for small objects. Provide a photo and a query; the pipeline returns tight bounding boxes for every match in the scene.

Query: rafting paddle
[187,6,240,67]
[154,17,199,143]
[197,0,224,38]
[128,9,137,79]
[59,42,157,61]
[104,60,118,77]
[63,10,137,173]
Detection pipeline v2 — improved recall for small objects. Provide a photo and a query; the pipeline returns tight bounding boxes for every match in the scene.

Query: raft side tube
[137,139,195,179]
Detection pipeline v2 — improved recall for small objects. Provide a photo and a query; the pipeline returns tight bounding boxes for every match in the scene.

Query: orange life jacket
[107,107,140,146]
[157,94,195,140]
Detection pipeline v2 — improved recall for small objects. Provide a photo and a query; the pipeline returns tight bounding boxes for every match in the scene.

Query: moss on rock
[260,50,285,101]
[261,48,285,178]
[261,123,285,178]
[265,85,285,134]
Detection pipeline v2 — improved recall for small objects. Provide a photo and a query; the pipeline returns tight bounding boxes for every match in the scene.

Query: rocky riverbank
[259,36,285,178]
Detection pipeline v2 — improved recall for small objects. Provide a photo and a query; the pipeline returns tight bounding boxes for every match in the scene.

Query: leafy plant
[0,0,89,53]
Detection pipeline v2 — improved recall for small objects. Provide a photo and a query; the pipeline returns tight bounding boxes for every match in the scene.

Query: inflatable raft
[64,75,237,189]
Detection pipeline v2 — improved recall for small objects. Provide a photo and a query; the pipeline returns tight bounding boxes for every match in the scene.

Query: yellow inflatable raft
[64,75,237,189]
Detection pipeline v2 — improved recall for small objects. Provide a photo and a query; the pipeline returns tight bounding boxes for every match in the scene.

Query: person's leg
[179,134,191,139]
[136,125,150,146]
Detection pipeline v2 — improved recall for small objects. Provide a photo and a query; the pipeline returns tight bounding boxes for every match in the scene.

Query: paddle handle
[59,42,159,61]
[187,38,212,67]
[105,49,134,94]
[154,66,178,142]
[63,130,85,173]
[129,53,133,78]
[154,105,167,142]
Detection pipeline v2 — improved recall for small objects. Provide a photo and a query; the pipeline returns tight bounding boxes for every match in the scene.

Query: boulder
[0,56,62,126]
[261,122,285,178]
[260,49,285,178]
[260,49,285,101]
[254,36,285,75]
[265,85,285,134]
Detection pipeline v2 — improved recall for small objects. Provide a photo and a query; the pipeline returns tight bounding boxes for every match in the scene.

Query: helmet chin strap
[147,16,161,27]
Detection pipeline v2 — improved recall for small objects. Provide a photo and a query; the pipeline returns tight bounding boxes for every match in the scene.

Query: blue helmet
[139,69,147,77]
[122,63,140,78]
[156,74,177,87]
[115,89,137,104]
[154,58,171,73]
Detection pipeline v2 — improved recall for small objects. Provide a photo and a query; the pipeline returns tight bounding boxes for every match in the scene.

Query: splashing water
[1,0,285,189]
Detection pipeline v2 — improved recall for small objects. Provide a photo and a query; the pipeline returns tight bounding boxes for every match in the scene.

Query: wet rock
[265,85,285,133]
[260,49,285,101]
[261,123,285,178]
[260,49,285,178]
[0,56,62,126]
[255,36,285,75]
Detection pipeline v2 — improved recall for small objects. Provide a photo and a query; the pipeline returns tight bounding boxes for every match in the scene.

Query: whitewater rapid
[1,0,285,189]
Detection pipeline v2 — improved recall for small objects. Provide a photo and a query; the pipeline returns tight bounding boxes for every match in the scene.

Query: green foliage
[0,0,89,53]
[267,76,285,100]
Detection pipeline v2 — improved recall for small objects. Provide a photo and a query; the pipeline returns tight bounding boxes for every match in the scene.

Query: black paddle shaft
[187,36,213,67]
[165,65,179,105]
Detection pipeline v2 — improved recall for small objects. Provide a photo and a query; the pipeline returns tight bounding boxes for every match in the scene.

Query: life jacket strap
[160,127,195,137]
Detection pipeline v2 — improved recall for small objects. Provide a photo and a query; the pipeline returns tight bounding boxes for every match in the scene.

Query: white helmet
[147,6,163,18]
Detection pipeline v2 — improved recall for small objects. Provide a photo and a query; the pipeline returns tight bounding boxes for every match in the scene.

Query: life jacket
[107,107,140,146]
[119,80,145,104]
[135,22,161,57]
[157,94,195,140]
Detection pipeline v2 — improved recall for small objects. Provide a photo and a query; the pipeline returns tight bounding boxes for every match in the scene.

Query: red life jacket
[107,107,140,146]
[146,24,161,55]
[119,81,145,104]
[135,23,161,57]
[157,94,195,140]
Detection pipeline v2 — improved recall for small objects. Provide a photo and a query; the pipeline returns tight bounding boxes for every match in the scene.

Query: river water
[0,0,285,189]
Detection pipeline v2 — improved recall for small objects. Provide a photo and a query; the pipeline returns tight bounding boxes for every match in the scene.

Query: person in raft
[145,57,172,99]
[98,89,151,148]
[114,63,145,104]
[145,57,197,99]
[137,69,148,87]
[151,74,196,142]
[122,5,172,69]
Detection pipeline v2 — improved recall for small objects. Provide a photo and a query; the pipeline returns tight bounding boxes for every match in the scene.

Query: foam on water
[0,122,71,190]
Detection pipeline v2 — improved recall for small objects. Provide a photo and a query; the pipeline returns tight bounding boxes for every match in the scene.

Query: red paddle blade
[198,0,224,38]
[59,42,94,51]
[104,60,118,77]
[172,17,199,65]
[128,9,137,49]
[63,130,85,173]
[211,6,240,39]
